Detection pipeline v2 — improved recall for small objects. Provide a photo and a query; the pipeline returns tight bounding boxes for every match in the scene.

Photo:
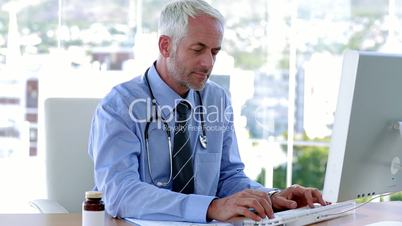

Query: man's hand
[270,184,328,211]
[206,189,274,222]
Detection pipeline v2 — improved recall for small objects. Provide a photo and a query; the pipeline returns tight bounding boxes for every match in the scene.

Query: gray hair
[158,0,224,51]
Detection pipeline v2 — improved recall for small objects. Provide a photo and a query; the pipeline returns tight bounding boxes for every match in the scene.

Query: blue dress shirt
[88,63,268,222]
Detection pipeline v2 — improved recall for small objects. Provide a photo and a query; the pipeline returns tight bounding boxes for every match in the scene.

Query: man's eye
[212,50,220,56]
[193,49,203,53]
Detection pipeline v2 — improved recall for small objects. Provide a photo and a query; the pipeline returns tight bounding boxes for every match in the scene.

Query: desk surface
[0,213,131,226]
[312,201,402,226]
[1,201,401,226]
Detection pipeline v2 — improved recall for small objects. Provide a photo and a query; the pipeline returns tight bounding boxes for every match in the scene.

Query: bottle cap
[85,191,102,199]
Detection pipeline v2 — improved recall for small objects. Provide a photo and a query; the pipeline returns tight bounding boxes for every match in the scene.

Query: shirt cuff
[184,194,216,223]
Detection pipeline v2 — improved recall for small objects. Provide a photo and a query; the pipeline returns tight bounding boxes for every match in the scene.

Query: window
[0,0,401,212]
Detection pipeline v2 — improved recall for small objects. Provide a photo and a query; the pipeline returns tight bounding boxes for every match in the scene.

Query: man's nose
[200,52,214,69]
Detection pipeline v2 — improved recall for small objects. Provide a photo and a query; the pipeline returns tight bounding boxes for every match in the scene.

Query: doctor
[89,0,326,223]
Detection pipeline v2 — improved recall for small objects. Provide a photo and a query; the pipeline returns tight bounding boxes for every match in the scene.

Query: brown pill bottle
[82,191,105,226]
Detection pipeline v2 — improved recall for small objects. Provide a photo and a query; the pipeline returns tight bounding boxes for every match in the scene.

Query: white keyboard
[235,201,356,226]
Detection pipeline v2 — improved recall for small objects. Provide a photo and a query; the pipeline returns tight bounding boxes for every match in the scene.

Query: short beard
[166,54,190,90]
[166,53,203,93]
[166,49,208,92]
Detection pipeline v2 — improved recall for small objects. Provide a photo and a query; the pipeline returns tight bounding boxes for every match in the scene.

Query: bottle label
[82,210,105,226]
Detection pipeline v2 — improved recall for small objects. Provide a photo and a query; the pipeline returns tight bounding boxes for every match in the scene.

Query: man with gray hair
[89,0,327,223]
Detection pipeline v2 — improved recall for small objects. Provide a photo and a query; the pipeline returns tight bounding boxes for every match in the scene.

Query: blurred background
[0,0,401,212]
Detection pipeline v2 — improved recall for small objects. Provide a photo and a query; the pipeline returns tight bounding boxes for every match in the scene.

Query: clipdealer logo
[127,97,235,132]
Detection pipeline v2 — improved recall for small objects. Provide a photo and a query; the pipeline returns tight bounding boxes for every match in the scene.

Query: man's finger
[243,191,274,218]
[238,207,262,221]
[272,195,297,210]
[312,188,326,206]
[254,196,274,219]
[243,191,272,206]
[304,189,314,208]
[237,198,266,218]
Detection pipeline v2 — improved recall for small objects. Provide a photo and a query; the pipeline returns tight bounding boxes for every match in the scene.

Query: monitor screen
[323,50,402,202]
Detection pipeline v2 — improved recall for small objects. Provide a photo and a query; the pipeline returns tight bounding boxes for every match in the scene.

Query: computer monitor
[323,50,402,202]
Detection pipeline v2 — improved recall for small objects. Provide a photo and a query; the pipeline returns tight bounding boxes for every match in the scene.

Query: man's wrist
[268,189,281,212]
[206,198,218,222]
[268,188,281,198]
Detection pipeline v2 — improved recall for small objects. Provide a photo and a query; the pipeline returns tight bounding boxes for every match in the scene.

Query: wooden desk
[0,201,401,226]
[313,201,402,226]
[0,213,132,226]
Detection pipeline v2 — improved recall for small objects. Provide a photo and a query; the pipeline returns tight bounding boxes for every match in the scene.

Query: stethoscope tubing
[143,67,207,187]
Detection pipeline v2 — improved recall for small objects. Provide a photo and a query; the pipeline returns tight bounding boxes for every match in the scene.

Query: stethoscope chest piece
[156,181,165,187]
[199,135,207,149]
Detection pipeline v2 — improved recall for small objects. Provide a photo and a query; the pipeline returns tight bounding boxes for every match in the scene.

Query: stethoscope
[143,67,208,187]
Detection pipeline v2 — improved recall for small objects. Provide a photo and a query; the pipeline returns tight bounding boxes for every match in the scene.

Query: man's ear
[159,35,171,58]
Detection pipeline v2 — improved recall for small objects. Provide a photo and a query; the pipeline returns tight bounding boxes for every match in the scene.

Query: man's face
[166,14,223,91]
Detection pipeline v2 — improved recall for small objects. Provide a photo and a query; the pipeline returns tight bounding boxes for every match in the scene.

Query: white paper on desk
[124,218,233,226]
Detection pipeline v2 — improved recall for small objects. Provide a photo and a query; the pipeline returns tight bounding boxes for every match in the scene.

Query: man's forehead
[187,14,224,32]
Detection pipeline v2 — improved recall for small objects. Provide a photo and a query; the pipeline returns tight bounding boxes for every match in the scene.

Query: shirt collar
[146,63,196,119]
